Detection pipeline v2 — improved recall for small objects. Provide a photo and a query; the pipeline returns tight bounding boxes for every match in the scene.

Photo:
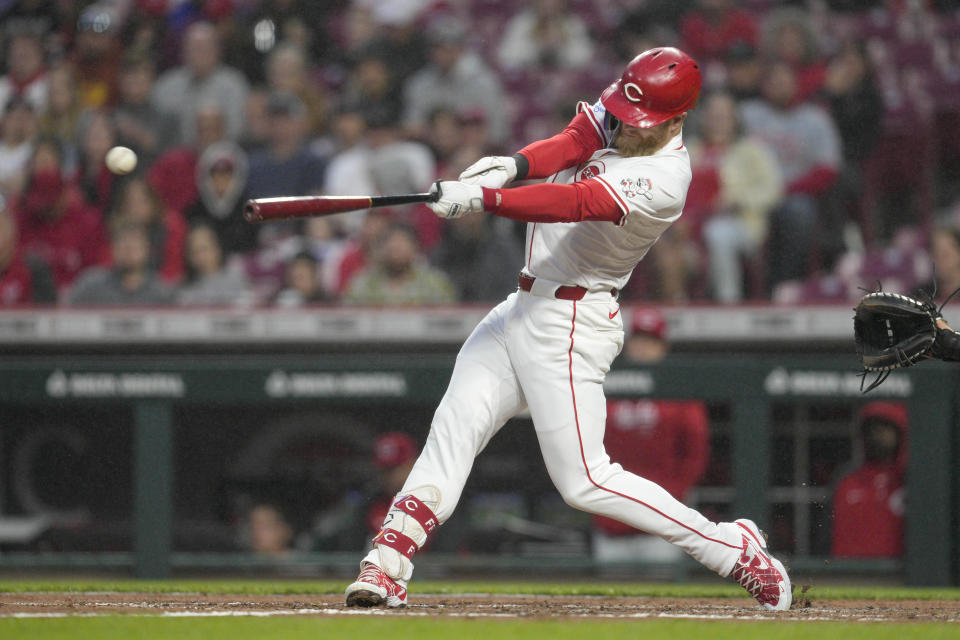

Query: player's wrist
[481,187,501,212]
[512,153,529,181]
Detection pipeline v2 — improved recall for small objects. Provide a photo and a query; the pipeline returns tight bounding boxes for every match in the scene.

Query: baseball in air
[105,146,137,175]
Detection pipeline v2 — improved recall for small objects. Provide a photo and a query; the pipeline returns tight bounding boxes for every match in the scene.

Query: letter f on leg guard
[345,486,441,608]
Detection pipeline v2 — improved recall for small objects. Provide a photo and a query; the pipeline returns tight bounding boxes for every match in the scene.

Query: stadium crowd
[1,0,959,307]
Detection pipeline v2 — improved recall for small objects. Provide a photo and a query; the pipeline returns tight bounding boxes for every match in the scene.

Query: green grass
[0,578,959,602]
[2,579,959,639]
[3,616,959,640]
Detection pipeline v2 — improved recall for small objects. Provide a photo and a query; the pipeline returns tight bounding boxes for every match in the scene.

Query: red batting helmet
[601,47,702,128]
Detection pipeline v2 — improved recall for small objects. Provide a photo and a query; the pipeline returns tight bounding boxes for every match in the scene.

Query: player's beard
[613,123,674,157]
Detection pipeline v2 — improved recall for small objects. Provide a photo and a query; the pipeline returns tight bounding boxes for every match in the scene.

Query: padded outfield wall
[0,305,955,585]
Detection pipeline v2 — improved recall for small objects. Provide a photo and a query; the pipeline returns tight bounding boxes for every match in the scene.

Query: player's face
[613,116,681,157]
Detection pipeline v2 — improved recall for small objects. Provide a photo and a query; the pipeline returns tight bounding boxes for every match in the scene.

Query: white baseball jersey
[524,101,691,292]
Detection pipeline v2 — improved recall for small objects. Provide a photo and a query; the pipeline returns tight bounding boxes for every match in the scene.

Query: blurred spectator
[723,42,763,102]
[148,101,228,214]
[593,308,710,563]
[237,90,327,302]
[71,2,123,109]
[915,226,960,304]
[241,87,272,152]
[831,402,907,558]
[273,251,329,307]
[344,222,457,305]
[431,214,524,302]
[241,503,294,557]
[37,63,82,173]
[177,223,251,307]
[75,109,121,214]
[402,17,509,146]
[323,109,376,208]
[183,141,256,257]
[114,56,178,167]
[640,226,701,302]
[245,92,326,199]
[338,48,404,133]
[152,21,250,145]
[337,2,381,61]
[301,216,346,293]
[230,0,334,84]
[0,97,38,198]
[14,138,107,293]
[679,0,758,63]
[611,10,681,66]
[359,2,430,85]
[326,208,392,296]
[265,42,330,137]
[822,42,884,171]
[0,32,49,114]
[496,0,594,72]
[366,114,438,249]
[740,61,841,293]
[120,0,171,64]
[2,2,69,46]
[0,201,55,305]
[428,108,472,179]
[760,7,826,102]
[821,41,884,247]
[690,92,783,303]
[107,177,188,284]
[66,221,174,306]
[324,108,435,244]
[367,112,445,197]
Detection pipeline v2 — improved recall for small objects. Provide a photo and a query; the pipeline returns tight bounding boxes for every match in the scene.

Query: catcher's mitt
[854,291,939,392]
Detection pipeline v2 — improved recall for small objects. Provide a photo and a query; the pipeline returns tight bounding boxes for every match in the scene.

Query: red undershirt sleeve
[515,111,605,179]
[481,180,624,224]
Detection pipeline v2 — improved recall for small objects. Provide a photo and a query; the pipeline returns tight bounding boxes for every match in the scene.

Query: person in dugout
[831,401,907,558]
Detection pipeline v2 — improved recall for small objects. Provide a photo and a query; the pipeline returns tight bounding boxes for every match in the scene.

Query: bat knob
[243,200,261,223]
[429,180,442,203]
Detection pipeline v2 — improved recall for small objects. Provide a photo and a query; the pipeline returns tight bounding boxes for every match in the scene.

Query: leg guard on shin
[364,485,441,582]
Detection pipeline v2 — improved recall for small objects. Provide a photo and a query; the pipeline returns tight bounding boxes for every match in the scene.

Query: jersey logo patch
[576,160,606,182]
[620,177,654,201]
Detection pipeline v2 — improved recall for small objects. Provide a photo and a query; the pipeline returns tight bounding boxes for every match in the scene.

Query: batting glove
[459,156,517,189]
[427,181,485,219]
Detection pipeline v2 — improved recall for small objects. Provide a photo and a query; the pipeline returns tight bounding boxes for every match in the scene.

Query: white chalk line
[2,607,951,623]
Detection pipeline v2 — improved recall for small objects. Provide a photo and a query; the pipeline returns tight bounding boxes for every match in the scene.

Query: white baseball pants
[397,290,744,576]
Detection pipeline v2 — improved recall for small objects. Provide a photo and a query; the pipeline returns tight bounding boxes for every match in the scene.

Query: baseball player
[344,48,791,611]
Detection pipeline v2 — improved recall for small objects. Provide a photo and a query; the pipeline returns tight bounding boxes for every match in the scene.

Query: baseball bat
[243,190,439,223]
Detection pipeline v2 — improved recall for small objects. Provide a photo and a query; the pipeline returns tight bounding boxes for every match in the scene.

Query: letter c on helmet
[623,82,644,103]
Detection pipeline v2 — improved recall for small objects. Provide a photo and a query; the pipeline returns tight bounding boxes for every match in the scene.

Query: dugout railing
[0,352,954,585]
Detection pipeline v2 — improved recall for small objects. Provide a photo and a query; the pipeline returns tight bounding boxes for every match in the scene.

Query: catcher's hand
[854,291,942,392]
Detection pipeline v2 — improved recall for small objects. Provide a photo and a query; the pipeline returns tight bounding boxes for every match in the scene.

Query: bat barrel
[243,191,438,223]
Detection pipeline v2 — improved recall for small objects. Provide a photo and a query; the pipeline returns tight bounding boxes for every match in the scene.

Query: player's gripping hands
[427,181,485,219]
[459,156,518,188]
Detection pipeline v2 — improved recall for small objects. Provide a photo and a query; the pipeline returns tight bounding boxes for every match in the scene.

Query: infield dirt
[1,592,958,622]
